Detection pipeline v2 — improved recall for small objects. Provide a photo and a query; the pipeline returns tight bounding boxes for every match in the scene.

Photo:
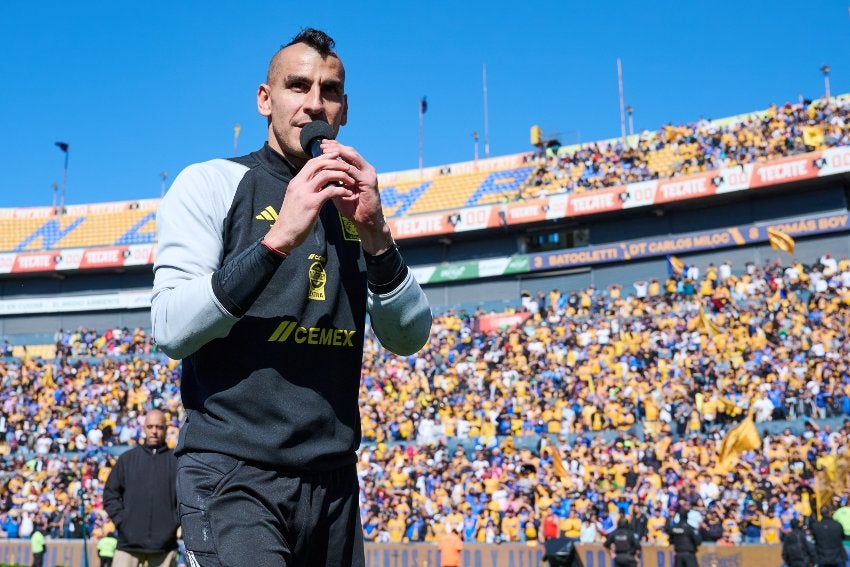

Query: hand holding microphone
[262,121,355,255]
[264,120,392,256]
[299,121,352,192]
[301,121,393,255]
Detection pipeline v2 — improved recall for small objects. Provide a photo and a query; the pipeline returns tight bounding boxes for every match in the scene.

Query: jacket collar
[142,443,169,455]
[256,143,300,181]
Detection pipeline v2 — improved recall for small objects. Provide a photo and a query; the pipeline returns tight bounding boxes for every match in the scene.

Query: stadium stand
[520,96,850,200]
[1,98,850,553]
[1,259,848,545]
[2,97,849,256]
[1,202,157,253]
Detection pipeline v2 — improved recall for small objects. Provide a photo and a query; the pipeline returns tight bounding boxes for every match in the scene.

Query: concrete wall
[0,540,786,567]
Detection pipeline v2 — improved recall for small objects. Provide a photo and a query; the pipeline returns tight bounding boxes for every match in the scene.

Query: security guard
[781,518,815,567]
[666,510,701,567]
[604,517,642,566]
[810,506,848,567]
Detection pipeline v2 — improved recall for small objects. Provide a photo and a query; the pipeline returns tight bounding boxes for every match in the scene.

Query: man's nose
[303,86,324,116]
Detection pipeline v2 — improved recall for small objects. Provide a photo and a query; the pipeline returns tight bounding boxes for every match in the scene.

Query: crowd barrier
[365,543,783,567]
[0,539,98,567]
[0,540,786,567]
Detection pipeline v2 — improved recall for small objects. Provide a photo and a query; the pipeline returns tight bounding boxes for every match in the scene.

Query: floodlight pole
[55,142,69,219]
[617,59,627,143]
[418,101,424,178]
[483,64,490,158]
[821,65,831,100]
[62,151,68,211]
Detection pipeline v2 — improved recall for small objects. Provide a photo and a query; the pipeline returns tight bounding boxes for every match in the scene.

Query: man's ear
[340,93,348,126]
[257,84,272,117]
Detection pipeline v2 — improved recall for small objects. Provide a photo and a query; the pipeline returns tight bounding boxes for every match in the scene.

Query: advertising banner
[3,146,850,273]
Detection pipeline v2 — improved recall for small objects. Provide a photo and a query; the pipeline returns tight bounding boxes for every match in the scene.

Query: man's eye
[322,87,342,99]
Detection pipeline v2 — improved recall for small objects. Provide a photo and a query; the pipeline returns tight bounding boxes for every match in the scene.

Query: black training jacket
[103,445,179,553]
[151,143,431,471]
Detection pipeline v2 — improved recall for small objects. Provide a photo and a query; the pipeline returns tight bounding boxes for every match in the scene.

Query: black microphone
[299,120,335,158]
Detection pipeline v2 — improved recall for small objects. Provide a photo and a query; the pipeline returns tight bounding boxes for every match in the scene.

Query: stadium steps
[60,210,153,248]
[405,171,492,215]
[3,209,154,251]
[0,217,45,251]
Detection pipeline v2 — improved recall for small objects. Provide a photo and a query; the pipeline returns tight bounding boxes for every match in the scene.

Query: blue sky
[1,1,849,208]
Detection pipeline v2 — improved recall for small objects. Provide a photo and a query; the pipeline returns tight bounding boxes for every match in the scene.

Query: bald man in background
[104,410,179,567]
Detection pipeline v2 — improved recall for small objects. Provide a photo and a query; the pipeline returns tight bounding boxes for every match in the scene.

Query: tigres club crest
[339,214,360,242]
[308,254,327,301]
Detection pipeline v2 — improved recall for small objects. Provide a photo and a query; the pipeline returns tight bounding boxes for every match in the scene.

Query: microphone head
[300,120,335,156]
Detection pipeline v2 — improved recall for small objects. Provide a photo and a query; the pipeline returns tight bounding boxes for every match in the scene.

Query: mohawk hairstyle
[285,28,337,58]
[266,28,341,84]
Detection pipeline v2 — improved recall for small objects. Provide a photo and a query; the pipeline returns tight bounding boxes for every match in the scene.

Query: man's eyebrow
[283,74,311,85]
[283,74,343,90]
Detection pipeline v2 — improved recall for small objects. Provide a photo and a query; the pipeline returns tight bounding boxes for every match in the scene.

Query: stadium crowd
[0,349,181,541]
[519,97,850,199]
[0,255,849,547]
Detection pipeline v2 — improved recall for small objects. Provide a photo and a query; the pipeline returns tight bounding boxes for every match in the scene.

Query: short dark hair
[285,28,337,58]
[267,28,340,84]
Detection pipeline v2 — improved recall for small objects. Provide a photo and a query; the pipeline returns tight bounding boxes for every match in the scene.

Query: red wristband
[261,239,289,258]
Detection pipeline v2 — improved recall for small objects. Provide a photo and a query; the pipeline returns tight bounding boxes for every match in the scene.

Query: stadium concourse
[0,258,849,546]
[0,96,850,557]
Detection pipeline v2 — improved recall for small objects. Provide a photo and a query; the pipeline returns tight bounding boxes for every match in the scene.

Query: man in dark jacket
[781,518,815,567]
[542,536,582,567]
[603,517,641,566]
[630,503,649,542]
[666,508,701,567]
[103,410,178,567]
[811,506,849,567]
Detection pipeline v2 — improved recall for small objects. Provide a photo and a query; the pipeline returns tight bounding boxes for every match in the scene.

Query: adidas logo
[256,206,278,222]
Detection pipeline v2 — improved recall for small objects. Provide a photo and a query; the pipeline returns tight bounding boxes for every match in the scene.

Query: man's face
[144,412,167,447]
[258,42,348,166]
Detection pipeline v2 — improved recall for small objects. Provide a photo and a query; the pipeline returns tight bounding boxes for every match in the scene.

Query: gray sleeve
[367,270,432,356]
[151,160,245,360]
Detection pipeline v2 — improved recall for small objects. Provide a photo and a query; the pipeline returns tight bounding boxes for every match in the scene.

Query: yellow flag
[766,227,795,255]
[802,125,825,147]
[699,309,724,337]
[818,454,838,485]
[836,450,850,493]
[718,414,761,467]
[44,365,56,388]
[668,255,685,275]
[655,435,672,460]
[814,469,834,520]
[547,436,569,480]
[814,448,850,519]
